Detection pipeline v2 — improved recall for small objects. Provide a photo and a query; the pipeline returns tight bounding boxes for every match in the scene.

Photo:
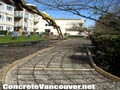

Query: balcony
[34,27,39,30]
[14,11,23,20]
[14,23,22,28]
[24,23,28,27]
[34,18,39,24]
[24,14,29,20]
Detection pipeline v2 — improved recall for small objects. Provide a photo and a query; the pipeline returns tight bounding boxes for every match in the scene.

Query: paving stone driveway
[3,38,120,90]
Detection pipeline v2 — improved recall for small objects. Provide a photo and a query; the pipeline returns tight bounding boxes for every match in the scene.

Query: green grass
[0,35,46,44]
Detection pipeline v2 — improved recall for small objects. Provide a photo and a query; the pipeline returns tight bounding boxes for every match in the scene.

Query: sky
[44,10,95,27]
[25,0,95,27]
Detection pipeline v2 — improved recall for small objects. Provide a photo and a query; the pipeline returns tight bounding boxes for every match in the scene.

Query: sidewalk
[2,38,120,90]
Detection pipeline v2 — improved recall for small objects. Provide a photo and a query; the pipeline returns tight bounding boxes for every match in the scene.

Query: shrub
[0,30,7,35]
[22,31,27,35]
[7,32,13,35]
[90,34,120,76]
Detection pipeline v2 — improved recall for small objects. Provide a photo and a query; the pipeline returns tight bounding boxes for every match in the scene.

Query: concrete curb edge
[87,47,120,82]
[1,39,68,84]
[2,47,54,84]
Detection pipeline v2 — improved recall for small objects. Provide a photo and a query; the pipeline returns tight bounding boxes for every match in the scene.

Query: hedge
[90,34,120,76]
[0,30,7,35]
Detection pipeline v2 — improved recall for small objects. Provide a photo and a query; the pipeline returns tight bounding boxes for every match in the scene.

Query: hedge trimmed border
[87,46,120,82]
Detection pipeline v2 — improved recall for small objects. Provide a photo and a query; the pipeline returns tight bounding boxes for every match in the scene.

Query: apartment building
[14,9,34,34]
[0,1,37,33]
[54,18,85,35]
[34,18,85,36]
[35,15,54,34]
[35,18,85,36]
[0,1,86,37]
[0,1,14,32]
[34,14,40,32]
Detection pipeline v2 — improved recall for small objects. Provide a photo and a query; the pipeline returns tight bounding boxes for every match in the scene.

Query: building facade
[34,15,53,33]
[54,18,85,35]
[0,1,86,37]
[34,14,41,33]
[14,9,34,33]
[0,1,14,32]
[0,1,35,34]
[35,18,85,36]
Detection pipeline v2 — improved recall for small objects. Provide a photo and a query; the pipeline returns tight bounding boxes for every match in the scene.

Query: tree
[66,23,91,36]
[66,23,83,31]
[34,0,120,21]
[94,13,120,34]
[33,0,120,31]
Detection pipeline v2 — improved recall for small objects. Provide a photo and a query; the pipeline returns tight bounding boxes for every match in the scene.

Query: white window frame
[6,16,13,22]
[0,14,4,21]
[7,5,13,11]
[31,14,33,18]
[25,13,29,19]
[0,26,4,30]
[6,26,12,31]
[0,2,4,9]
[30,21,33,25]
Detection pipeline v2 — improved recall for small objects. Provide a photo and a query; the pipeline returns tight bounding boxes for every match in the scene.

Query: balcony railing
[14,11,23,19]
[34,18,39,24]
[34,27,39,30]
[24,23,28,27]
[15,14,23,18]
[14,23,22,27]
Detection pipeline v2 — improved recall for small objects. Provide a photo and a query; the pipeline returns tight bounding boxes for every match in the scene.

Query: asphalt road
[3,38,120,90]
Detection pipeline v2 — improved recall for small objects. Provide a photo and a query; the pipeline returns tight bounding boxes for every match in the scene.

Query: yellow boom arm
[12,0,63,39]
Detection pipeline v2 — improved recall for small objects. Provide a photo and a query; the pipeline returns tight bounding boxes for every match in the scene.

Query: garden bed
[87,46,120,81]
[89,34,120,78]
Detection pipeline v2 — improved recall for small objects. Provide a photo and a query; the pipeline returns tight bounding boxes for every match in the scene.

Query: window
[0,15,4,21]
[25,13,29,19]
[7,6,13,11]
[30,22,33,25]
[31,14,33,18]
[0,3,3,9]
[0,3,2,6]
[6,27,12,31]
[6,17,12,22]
[0,26,3,30]
[18,12,23,17]
[45,24,48,26]
[45,24,50,26]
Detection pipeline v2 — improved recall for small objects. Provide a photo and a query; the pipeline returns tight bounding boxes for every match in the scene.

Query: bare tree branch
[34,0,120,30]
[35,0,120,17]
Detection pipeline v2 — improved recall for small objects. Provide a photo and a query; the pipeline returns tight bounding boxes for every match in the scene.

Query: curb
[87,47,120,82]
[0,39,53,47]
[2,47,54,84]
[2,39,68,84]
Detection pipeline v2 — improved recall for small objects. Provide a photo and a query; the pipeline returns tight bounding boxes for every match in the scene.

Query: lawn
[0,35,45,44]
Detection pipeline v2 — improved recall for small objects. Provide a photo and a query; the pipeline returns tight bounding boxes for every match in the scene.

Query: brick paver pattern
[4,38,120,90]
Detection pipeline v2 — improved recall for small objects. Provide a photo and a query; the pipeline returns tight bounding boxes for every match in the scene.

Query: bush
[7,32,13,35]
[0,30,7,35]
[22,32,27,35]
[90,34,120,76]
